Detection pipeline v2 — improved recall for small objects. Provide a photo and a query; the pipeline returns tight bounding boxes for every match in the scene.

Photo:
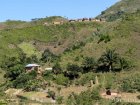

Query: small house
[53,21,61,25]
[89,18,101,22]
[77,19,83,22]
[69,19,76,22]
[89,18,95,22]
[25,64,40,72]
[94,19,101,22]
[43,22,49,26]
[82,18,89,22]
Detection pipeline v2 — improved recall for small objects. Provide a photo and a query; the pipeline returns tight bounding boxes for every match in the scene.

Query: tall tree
[98,49,119,72]
[82,57,96,73]
[66,64,82,79]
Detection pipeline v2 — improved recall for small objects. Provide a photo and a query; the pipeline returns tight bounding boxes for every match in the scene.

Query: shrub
[43,70,54,80]
[12,70,37,88]
[1,57,19,69]
[82,57,96,73]
[98,34,111,43]
[120,74,140,92]
[41,49,58,63]
[66,88,101,105]
[47,90,56,100]
[66,64,82,79]
[52,63,62,74]
[54,74,69,86]
[119,57,131,71]
[74,56,80,61]
[4,64,25,81]
[71,42,85,50]
[24,80,41,91]
[76,72,95,86]
[56,96,63,104]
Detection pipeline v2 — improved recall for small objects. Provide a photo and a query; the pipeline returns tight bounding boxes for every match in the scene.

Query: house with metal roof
[25,64,40,72]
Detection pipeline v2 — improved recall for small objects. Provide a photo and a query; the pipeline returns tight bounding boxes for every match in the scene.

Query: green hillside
[0,19,101,65]
[60,10,140,69]
[0,0,140,104]
[97,0,140,21]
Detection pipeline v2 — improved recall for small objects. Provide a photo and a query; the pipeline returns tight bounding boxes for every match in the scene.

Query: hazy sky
[0,0,119,22]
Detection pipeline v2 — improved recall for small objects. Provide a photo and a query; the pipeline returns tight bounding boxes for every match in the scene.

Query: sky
[0,0,119,22]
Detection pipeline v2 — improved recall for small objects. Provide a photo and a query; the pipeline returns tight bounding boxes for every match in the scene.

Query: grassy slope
[0,11,140,71]
[0,16,67,30]
[0,21,101,65]
[0,3,140,105]
[60,11,140,71]
[97,0,140,21]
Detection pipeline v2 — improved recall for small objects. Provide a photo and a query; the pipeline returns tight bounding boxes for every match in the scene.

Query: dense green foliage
[119,74,140,92]
[98,49,119,72]
[54,74,69,86]
[12,71,37,88]
[82,57,96,73]
[66,88,101,105]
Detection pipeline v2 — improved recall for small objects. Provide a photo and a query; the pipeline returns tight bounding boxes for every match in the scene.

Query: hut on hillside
[69,19,76,22]
[25,64,40,71]
[43,22,50,26]
[77,19,83,22]
[53,21,62,25]
[82,18,89,22]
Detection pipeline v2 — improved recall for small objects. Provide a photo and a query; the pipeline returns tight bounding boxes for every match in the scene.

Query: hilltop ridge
[97,0,140,21]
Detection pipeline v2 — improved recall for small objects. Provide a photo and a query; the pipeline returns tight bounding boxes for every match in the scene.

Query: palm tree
[98,49,119,72]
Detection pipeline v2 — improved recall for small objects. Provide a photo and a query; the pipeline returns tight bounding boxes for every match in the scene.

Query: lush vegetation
[0,0,140,104]
[66,87,101,105]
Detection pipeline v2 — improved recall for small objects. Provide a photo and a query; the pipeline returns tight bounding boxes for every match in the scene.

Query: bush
[98,34,111,43]
[71,42,85,50]
[119,57,132,71]
[56,96,63,104]
[54,74,69,86]
[66,64,82,79]
[43,70,54,80]
[24,80,42,91]
[41,49,58,63]
[52,63,62,74]
[4,64,25,81]
[76,72,95,86]
[12,70,37,88]
[82,57,96,73]
[66,88,101,105]
[47,90,56,100]
[120,74,140,92]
